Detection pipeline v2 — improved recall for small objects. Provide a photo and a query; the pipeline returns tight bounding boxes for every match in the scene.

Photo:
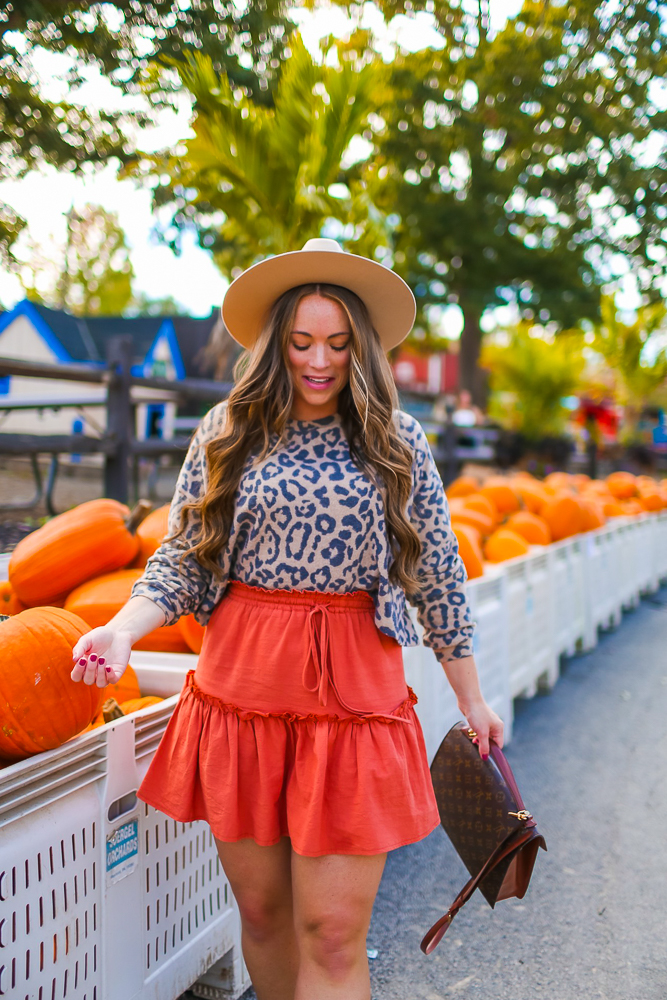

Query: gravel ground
[187,588,667,1000]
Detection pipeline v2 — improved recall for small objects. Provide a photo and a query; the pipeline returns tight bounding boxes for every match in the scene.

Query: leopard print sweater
[131,403,475,661]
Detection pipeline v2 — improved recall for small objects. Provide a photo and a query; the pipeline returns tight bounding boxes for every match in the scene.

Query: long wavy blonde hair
[177,282,422,596]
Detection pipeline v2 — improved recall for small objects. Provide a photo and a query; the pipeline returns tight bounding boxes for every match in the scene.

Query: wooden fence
[0,336,231,510]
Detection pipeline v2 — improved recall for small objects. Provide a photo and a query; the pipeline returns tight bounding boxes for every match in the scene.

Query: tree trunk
[458,300,486,407]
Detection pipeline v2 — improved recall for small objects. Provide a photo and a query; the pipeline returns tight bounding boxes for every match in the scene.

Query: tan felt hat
[221,238,416,352]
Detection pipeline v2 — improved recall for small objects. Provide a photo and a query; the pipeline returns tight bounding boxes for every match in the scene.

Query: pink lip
[303,376,335,390]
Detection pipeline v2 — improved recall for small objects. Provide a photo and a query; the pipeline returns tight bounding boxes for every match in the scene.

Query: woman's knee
[215,837,293,943]
[237,888,293,944]
[297,910,365,979]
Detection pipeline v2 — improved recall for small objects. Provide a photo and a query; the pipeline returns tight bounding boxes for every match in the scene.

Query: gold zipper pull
[508,809,532,822]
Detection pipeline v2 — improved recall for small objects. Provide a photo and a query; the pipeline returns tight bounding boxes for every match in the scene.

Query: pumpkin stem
[126,500,153,534]
[102,697,125,723]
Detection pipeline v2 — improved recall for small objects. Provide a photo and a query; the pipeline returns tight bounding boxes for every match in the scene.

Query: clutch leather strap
[421,721,547,954]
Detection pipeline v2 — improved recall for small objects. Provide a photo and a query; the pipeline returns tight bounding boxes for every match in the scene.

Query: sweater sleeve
[403,414,475,661]
[130,401,228,625]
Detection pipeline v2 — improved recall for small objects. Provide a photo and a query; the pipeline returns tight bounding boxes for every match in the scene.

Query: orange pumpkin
[638,490,662,512]
[132,504,170,568]
[446,475,479,498]
[479,478,520,514]
[105,663,141,704]
[64,569,190,653]
[0,607,105,761]
[450,508,495,537]
[510,479,550,515]
[622,499,644,516]
[461,493,498,523]
[544,471,576,492]
[484,528,530,563]
[580,482,613,501]
[180,614,206,653]
[452,524,484,580]
[91,693,163,727]
[0,580,26,616]
[8,499,150,607]
[578,499,606,531]
[505,512,552,546]
[540,494,584,541]
[118,696,164,715]
[606,471,637,500]
[603,499,625,517]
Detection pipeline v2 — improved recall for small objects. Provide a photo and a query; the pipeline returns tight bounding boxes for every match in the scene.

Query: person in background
[452,389,484,427]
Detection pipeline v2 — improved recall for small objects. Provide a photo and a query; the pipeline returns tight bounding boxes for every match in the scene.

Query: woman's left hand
[462,700,504,760]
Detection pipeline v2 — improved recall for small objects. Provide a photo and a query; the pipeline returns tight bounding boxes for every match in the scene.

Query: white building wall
[0,317,107,436]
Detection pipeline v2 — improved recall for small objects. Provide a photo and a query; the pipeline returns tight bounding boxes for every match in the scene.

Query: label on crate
[106,819,139,884]
[525,589,534,615]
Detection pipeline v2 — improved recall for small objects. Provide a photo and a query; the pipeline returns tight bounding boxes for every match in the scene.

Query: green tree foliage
[20,204,134,315]
[591,294,667,440]
[134,36,391,275]
[0,0,296,264]
[481,323,585,439]
[126,292,185,317]
[351,0,667,400]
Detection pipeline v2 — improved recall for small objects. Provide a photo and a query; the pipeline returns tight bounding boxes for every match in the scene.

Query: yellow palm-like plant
[137,37,391,277]
[482,323,585,440]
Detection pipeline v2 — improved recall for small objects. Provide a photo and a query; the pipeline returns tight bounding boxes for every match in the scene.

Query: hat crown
[301,237,344,254]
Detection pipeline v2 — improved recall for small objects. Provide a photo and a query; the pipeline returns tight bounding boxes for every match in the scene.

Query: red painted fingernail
[482,753,489,761]
[105,666,111,673]
[99,657,106,665]
[90,654,97,662]
[79,658,87,665]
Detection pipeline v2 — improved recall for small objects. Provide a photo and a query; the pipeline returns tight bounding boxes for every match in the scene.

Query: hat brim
[221,248,416,352]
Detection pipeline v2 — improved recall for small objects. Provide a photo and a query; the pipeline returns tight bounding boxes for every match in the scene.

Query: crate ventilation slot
[0,745,107,829]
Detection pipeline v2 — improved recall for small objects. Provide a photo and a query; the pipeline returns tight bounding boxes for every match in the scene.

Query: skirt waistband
[222,580,407,725]
[225,580,375,612]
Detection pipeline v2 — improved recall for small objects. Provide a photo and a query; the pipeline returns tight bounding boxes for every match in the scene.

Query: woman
[71,238,504,1000]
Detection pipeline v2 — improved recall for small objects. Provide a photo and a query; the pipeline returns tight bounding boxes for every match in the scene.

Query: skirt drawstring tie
[302,603,411,725]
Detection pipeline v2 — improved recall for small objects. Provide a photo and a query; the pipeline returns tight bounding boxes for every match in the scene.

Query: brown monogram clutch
[421,721,547,954]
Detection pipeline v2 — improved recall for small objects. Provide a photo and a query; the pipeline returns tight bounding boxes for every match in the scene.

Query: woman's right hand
[71,627,133,688]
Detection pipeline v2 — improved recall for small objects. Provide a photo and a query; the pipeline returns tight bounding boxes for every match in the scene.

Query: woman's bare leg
[215,837,299,1000]
[291,850,386,1000]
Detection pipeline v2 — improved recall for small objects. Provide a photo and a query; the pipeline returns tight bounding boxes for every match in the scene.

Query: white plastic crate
[0,663,248,1000]
[654,512,667,582]
[634,515,660,595]
[525,548,558,692]
[503,548,557,700]
[582,524,623,648]
[465,567,513,739]
[503,557,531,696]
[614,515,662,609]
[403,614,459,765]
[551,536,588,658]
[405,567,514,763]
[0,732,106,1000]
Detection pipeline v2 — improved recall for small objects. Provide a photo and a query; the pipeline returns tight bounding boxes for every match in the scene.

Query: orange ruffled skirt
[137,581,440,857]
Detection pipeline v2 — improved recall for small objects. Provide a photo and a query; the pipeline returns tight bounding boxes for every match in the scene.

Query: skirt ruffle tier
[137,581,440,857]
